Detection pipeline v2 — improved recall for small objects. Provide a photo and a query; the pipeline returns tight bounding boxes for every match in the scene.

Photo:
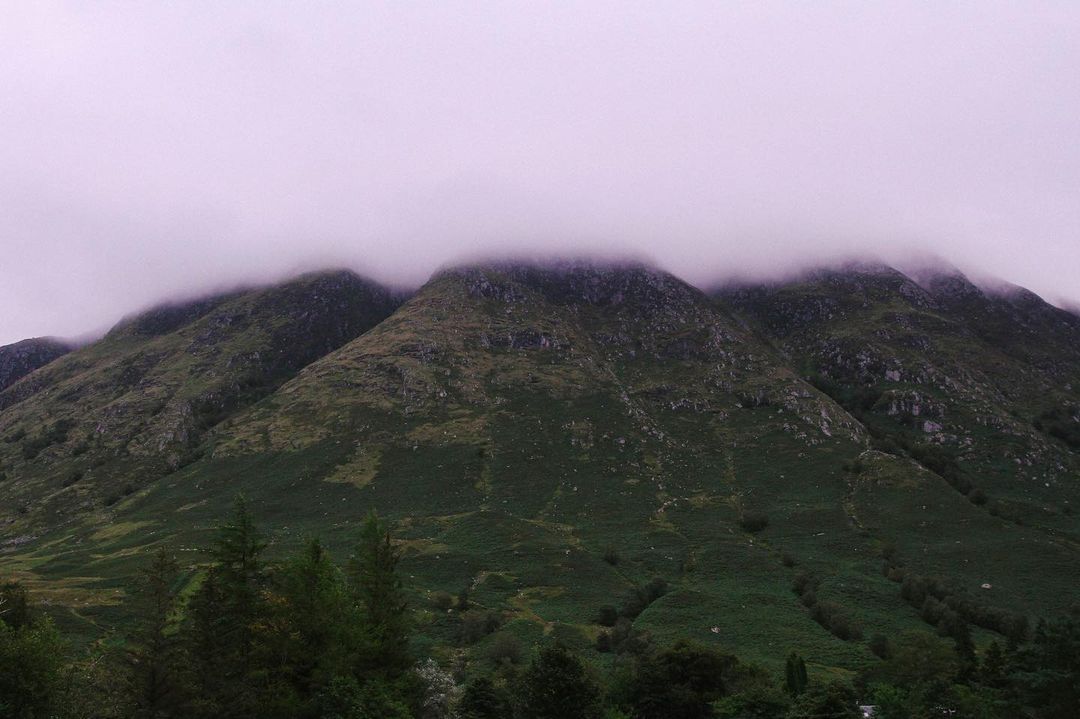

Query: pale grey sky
[1,2,1078,344]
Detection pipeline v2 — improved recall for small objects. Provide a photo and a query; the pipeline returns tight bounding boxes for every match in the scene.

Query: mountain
[1,260,1078,672]
[717,263,1080,529]
[0,270,399,531]
[0,337,71,393]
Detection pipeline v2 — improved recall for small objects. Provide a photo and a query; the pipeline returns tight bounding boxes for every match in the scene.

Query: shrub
[619,578,668,619]
[596,605,619,627]
[869,633,892,659]
[460,610,502,644]
[430,591,454,612]
[602,546,619,566]
[738,512,769,534]
[484,631,523,665]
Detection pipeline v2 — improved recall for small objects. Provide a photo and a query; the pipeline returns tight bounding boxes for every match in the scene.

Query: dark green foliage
[20,419,75,460]
[737,512,769,534]
[596,605,619,627]
[808,601,862,641]
[981,641,1007,689]
[348,510,412,677]
[599,617,652,656]
[625,640,734,719]
[127,547,186,717]
[0,595,65,719]
[619,578,668,620]
[0,581,33,631]
[516,644,602,719]
[458,676,513,719]
[459,609,502,644]
[785,680,859,719]
[484,631,523,666]
[862,630,959,688]
[185,495,268,717]
[790,573,861,640]
[900,571,1028,643]
[315,675,412,719]
[430,591,454,612]
[784,653,807,697]
[257,538,361,716]
[1033,406,1080,451]
[712,684,791,719]
[1011,614,1080,719]
[4,427,27,443]
[868,633,892,660]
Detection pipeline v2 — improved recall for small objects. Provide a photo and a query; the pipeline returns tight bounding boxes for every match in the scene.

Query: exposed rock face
[716,263,1080,522]
[0,338,71,393]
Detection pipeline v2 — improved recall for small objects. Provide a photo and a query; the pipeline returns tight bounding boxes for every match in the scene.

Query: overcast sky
[1,2,1078,344]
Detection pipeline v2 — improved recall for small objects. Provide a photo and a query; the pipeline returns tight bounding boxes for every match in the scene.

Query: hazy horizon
[2,2,1078,344]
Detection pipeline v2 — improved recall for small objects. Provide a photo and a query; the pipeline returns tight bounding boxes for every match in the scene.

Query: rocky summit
[1,259,1078,672]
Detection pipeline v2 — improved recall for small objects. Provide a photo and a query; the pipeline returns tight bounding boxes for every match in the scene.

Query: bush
[738,512,769,534]
[484,632,523,666]
[460,610,502,644]
[619,578,668,619]
[869,633,892,659]
[810,601,863,641]
[596,605,619,627]
[430,591,454,612]
[602,546,619,566]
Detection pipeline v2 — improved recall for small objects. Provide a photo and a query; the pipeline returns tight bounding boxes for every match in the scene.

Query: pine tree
[128,546,186,717]
[348,510,411,677]
[785,652,808,697]
[0,583,65,719]
[211,494,267,670]
[185,495,268,718]
[263,538,358,711]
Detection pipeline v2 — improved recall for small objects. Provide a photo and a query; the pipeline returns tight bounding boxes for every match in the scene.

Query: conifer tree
[128,546,186,717]
[262,538,358,712]
[785,652,808,697]
[185,495,268,718]
[0,583,65,719]
[348,510,411,677]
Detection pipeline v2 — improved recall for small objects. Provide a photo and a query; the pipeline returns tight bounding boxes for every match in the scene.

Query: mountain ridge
[1,257,1078,673]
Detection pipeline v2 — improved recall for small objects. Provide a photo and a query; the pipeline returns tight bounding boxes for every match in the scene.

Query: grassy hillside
[1,261,1078,676]
[0,270,398,535]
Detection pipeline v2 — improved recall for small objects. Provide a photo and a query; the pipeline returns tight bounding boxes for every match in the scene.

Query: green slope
[1,260,1078,674]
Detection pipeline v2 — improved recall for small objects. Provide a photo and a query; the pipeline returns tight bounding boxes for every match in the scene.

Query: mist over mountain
[3,4,1080,715]
[3,3,1080,345]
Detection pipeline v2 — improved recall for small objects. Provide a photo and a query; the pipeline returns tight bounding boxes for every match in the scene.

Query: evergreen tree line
[1,497,1078,718]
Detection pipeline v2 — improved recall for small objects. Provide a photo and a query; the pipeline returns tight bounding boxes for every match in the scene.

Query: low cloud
[1,2,1078,343]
